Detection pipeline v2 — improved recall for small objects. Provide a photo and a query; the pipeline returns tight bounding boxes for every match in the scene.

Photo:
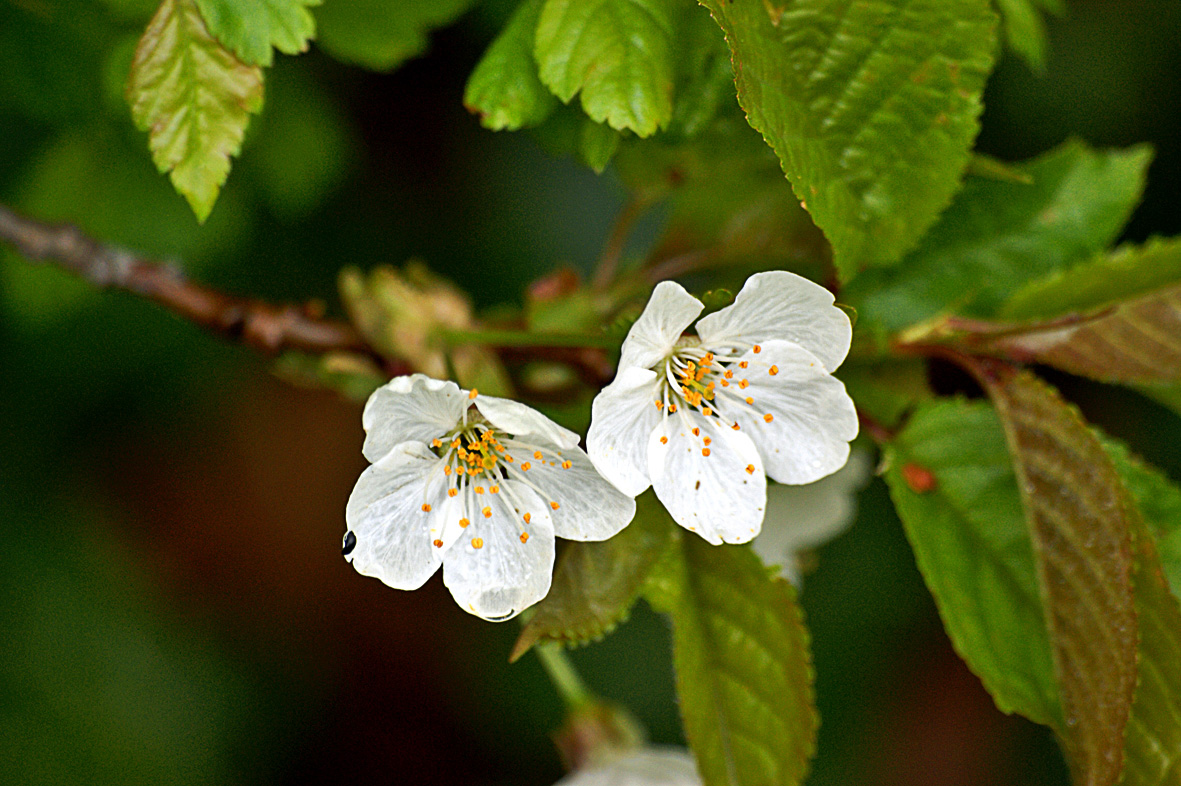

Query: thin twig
[591,196,646,291]
[0,203,370,356]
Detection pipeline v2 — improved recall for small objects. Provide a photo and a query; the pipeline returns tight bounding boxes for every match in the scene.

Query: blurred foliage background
[2,0,1180,783]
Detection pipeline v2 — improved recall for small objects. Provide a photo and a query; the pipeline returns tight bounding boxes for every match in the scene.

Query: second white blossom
[587,271,859,544]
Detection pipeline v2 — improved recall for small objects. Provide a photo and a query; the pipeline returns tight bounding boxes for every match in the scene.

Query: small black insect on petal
[342,531,357,556]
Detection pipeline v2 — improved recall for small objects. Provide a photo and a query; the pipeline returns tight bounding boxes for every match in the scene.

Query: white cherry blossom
[344,374,636,621]
[587,271,858,544]
[753,449,873,585]
[556,748,701,786]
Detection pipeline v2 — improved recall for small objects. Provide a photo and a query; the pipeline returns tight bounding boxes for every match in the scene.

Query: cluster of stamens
[421,392,572,552]
[654,341,779,458]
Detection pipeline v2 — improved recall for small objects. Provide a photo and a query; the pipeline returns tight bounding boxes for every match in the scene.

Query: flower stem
[535,643,594,710]
[440,327,618,350]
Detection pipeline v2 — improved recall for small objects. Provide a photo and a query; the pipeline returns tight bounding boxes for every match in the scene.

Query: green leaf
[975,362,1138,786]
[1003,237,1181,320]
[315,0,475,71]
[885,398,1060,726]
[1136,384,1181,422]
[193,0,320,67]
[838,358,932,429]
[644,534,816,786]
[534,0,677,137]
[994,0,1051,71]
[847,140,1153,335]
[578,117,622,174]
[464,0,557,131]
[980,284,1181,384]
[511,493,674,662]
[698,0,997,278]
[126,0,264,223]
[665,4,734,139]
[1100,437,1181,786]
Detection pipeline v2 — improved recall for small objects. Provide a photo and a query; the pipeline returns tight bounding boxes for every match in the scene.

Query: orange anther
[522,462,531,471]
[472,538,484,549]
[482,506,492,518]
[444,466,452,475]
[720,380,730,387]
[422,503,432,512]
[745,397,754,405]
[746,464,755,474]
[550,501,560,510]
[732,423,740,430]
[692,427,700,436]
[702,448,711,456]
[769,365,779,376]
[448,488,458,497]
[655,400,664,409]
[432,438,442,447]
[490,485,500,494]
[460,518,470,528]
[561,460,572,469]
[523,513,532,524]
[660,436,668,445]
[469,389,478,400]
[668,403,678,413]
[519,533,530,544]
[475,486,484,494]
[703,437,711,445]
[764,414,774,423]
[433,539,443,548]
[505,455,514,463]
[724,370,733,379]
[753,345,761,353]
[534,451,543,460]
[702,407,712,417]
[739,380,749,389]
[739,361,748,369]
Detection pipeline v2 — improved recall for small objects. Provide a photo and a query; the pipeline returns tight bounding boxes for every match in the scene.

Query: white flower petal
[715,340,858,485]
[361,374,466,462]
[345,441,447,590]
[511,444,637,541]
[647,413,766,544]
[587,366,662,497]
[696,271,852,372]
[753,449,872,583]
[475,394,580,449]
[619,281,703,370]
[557,748,701,786]
[442,480,555,621]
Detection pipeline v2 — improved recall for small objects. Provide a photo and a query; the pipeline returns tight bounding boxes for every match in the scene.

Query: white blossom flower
[556,748,701,786]
[588,271,858,544]
[344,374,636,621]
[752,448,873,586]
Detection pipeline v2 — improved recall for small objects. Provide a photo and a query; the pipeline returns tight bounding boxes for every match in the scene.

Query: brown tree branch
[0,203,370,356]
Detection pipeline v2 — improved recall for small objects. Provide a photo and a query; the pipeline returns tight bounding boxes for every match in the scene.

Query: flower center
[654,340,777,452]
[422,408,570,551]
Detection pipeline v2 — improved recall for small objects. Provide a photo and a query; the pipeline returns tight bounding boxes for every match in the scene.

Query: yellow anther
[655,400,664,409]
[523,513,531,524]
[702,407,712,417]
[764,413,774,423]
[746,464,755,474]
[702,448,711,456]
[550,501,560,510]
[468,389,478,400]
[668,403,677,413]
[769,365,779,376]
[460,518,470,528]
[472,537,484,549]
[561,460,572,469]
[444,466,452,475]
[490,485,500,494]
[522,462,531,471]
[660,436,668,445]
[475,486,484,494]
[519,533,530,544]
[753,345,762,353]
[448,488,458,498]
[482,506,492,518]
[433,539,443,548]
[422,503,432,512]
[745,397,754,405]
[451,439,461,449]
